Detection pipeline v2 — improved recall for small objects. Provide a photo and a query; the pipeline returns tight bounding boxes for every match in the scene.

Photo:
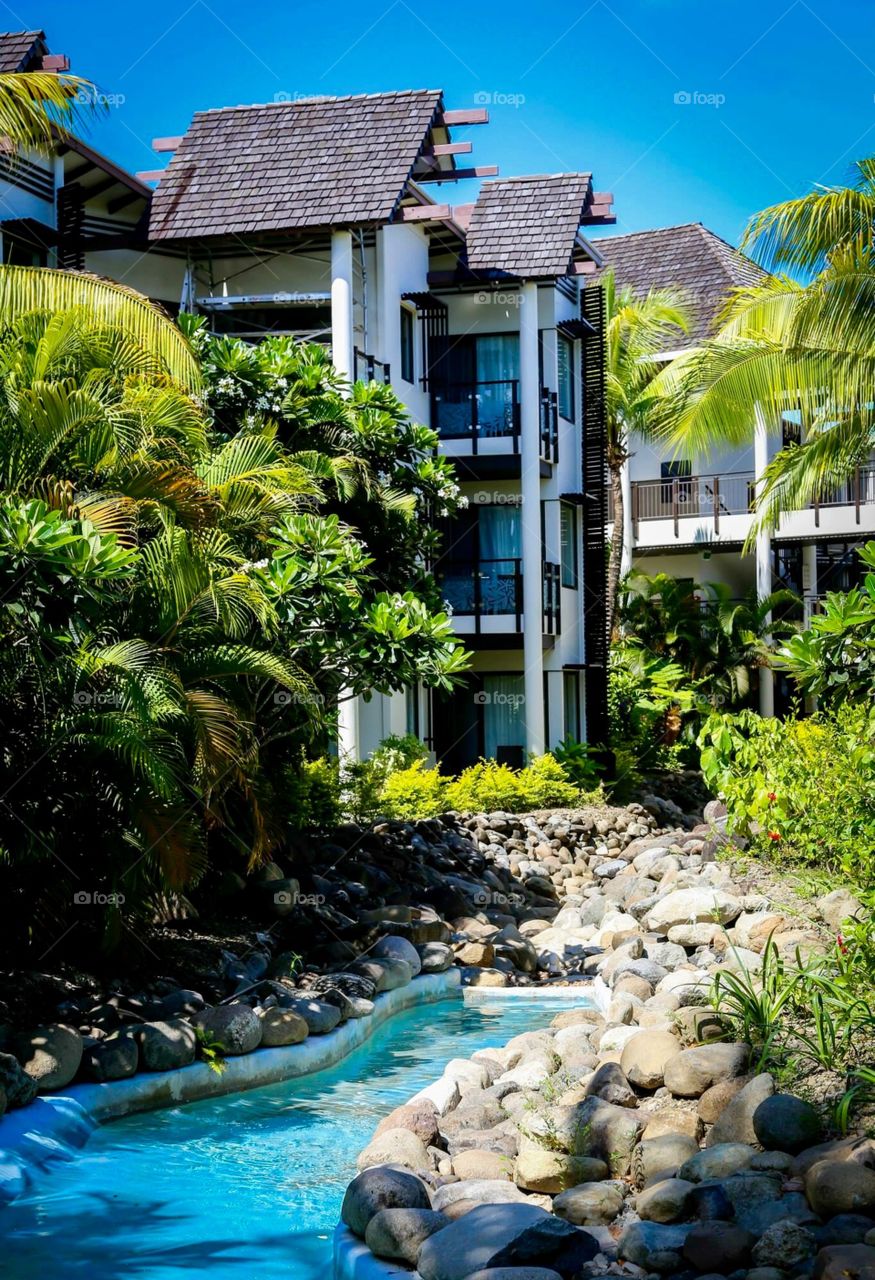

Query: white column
[620,455,633,578]
[332,229,359,759]
[802,542,818,613]
[520,281,545,757]
[754,403,774,718]
[331,229,355,385]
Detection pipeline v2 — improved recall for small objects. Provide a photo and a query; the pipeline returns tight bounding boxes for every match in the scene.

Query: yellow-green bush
[380,753,585,820]
[379,759,446,820]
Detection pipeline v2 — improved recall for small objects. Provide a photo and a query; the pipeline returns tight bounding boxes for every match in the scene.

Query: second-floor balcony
[611,466,875,546]
[431,380,559,466]
[438,557,561,637]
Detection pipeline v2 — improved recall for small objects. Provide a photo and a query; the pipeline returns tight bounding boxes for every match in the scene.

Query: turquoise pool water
[3,992,590,1280]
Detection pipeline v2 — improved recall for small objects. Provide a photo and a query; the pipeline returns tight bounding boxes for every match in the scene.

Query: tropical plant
[776,542,875,705]
[0,67,98,149]
[652,158,875,531]
[590,269,691,630]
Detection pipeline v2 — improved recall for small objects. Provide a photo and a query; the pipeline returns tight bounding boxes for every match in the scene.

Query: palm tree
[595,269,691,631]
[652,158,875,531]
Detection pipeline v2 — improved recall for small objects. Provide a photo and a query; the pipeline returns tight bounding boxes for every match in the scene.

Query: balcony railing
[439,558,560,634]
[354,348,391,384]
[432,379,520,451]
[810,465,875,525]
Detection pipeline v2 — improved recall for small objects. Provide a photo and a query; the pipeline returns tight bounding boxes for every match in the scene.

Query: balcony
[432,379,520,452]
[612,465,875,548]
[438,557,560,639]
[540,389,559,465]
[354,348,391,384]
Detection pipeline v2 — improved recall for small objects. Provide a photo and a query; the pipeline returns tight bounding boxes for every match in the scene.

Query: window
[560,502,578,588]
[557,334,575,421]
[660,459,692,505]
[2,235,46,267]
[400,306,415,383]
[482,674,526,767]
[563,672,581,740]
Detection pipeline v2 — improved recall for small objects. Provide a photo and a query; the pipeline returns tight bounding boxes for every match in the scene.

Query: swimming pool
[3,991,591,1280]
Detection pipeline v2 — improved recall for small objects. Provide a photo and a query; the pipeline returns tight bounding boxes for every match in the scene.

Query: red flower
[767,830,781,842]
[837,934,849,955]
[767,792,777,803]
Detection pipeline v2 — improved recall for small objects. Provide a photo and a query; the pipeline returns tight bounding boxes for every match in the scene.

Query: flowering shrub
[698,705,875,879]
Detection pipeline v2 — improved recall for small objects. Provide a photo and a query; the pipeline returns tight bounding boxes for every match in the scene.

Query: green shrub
[552,735,603,789]
[285,756,341,830]
[517,753,583,808]
[443,760,527,813]
[379,759,446,819]
[698,704,875,879]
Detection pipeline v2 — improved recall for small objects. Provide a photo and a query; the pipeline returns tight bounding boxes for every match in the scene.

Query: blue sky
[11,0,875,246]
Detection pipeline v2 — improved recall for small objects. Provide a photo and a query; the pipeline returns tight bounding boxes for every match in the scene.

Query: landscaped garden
[0,54,874,1280]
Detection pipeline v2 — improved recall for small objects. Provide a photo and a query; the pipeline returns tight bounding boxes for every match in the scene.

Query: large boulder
[375,1100,440,1146]
[645,888,743,933]
[0,1051,37,1108]
[705,1072,774,1146]
[80,1031,139,1082]
[816,889,864,932]
[551,1181,624,1225]
[584,1062,637,1108]
[373,934,423,977]
[193,1004,263,1056]
[636,1177,695,1223]
[416,1203,596,1280]
[679,1142,756,1182]
[135,1019,197,1072]
[752,1220,818,1269]
[341,1166,431,1238]
[418,942,455,973]
[356,1127,430,1173]
[620,1030,679,1090]
[256,1007,309,1047]
[365,1208,448,1263]
[806,1161,875,1218]
[514,1141,607,1194]
[754,1093,823,1153]
[618,1221,694,1273]
[14,1024,83,1092]
[663,1042,750,1097]
[813,1244,875,1279]
[280,997,342,1035]
[683,1221,754,1273]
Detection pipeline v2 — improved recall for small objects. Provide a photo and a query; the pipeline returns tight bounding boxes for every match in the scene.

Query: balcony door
[483,674,526,767]
[433,334,520,439]
[479,505,521,613]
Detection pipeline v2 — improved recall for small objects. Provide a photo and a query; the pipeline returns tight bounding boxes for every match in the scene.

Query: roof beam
[417,165,498,183]
[428,141,472,156]
[135,169,166,183]
[437,108,489,126]
[582,214,617,226]
[152,136,183,153]
[399,203,452,222]
[570,260,599,275]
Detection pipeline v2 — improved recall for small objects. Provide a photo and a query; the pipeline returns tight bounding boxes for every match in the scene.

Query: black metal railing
[354,348,391,384]
[543,561,561,634]
[439,557,523,630]
[540,388,559,464]
[431,379,521,451]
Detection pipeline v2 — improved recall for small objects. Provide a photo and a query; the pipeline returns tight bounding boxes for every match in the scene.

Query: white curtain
[483,674,526,761]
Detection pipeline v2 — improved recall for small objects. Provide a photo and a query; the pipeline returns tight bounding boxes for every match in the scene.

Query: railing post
[855,466,861,524]
[814,490,820,528]
[672,478,679,538]
[471,383,478,457]
[632,482,639,537]
[473,557,482,635]
[713,474,720,536]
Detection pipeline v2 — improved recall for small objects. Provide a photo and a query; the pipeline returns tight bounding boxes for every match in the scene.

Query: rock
[418,942,455,973]
[645,888,743,933]
[636,1177,695,1222]
[375,1101,439,1146]
[806,1160,875,1218]
[416,1203,594,1280]
[193,1004,263,1056]
[280,997,342,1035]
[135,1019,197,1071]
[14,1024,83,1091]
[514,1142,608,1194]
[679,1142,755,1182]
[156,988,205,1018]
[432,1180,532,1212]
[365,1207,447,1263]
[454,1149,512,1181]
[373,957,414,990]
[663,1042,750,1097]
[341,1165,431,1237]
[698,1076,750,1123]
[813,1244,875,1279]
[618,1221,694,1273]
[817,1214,875,1246]
[754,1093,823,1153]
[667,923,726,948]
[357,1127,430,1173]
[816,889,864,931]
[0,1051,37,1108]
[620,1030,679,1090]
[461,967,508,988]
[584,1062,637,1108]
[445,1058,491,1094]
[80,1031,138,1081]
[705,1072,774,1146]
[688,1182,734,1221]
[683,1221,754,1272]
[457,942,496,967]
[256,1007,309,1047]
[372,933,423,976]
[464,1271,563,1280]
[752,1220,817,1268]
[552,1181,624,1225]
[636,1133,700,1184]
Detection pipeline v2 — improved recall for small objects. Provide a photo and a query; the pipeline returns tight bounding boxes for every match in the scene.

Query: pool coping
[0,967,461,1207]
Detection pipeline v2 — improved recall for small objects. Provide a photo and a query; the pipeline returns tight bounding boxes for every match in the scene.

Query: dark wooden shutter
[580,284,609,746]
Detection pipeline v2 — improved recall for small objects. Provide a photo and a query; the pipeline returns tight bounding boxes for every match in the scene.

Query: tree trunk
[607,462,625,637]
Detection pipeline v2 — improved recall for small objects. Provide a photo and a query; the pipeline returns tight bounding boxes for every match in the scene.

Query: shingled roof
[148,90,445,241]
[591,222,766,345]
[0,30,47,73]
[465,173,593,278]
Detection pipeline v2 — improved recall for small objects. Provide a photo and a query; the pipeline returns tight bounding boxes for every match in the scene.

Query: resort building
[593,223,875,713]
